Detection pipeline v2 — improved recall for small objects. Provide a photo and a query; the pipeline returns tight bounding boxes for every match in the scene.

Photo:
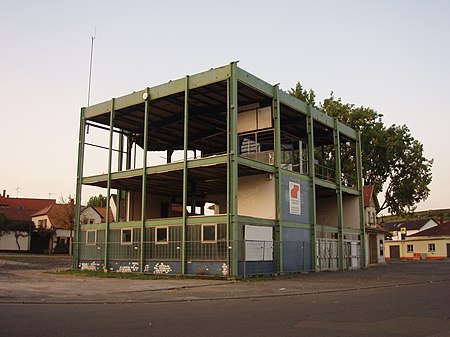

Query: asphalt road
[1,279,450,336]
[1,256,450,336]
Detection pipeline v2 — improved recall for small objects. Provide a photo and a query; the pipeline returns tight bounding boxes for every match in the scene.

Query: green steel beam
[311,106,335,130]
[315,179,337,190]
[334,119,345,270]
[343,228,361,234]
[307,105,318,272]
[104,99,115,272]
[341,186,360,196]
[273,85,283,273]
[73,107,86,269]
[139,89,150,272]
[182,76,189,274]
[237,156,276,173]
[278,90,308,115]
[281,221,312,230]
[338,121,357,140]
[280,168,310,181]
[228,63,239,277]
[235,67,274,98]
[315,225,339,233]
[82,221,141,231]
[236,216,276,227]
[84,64,232,119]
[356,131,367,267]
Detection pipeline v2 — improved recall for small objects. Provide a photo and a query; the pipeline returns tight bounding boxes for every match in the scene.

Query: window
[407,244,413,253]
[156,227,168,244]
[121,229,133,245]
[86,230,97,245]
[38,219,48,228]
[202,224,217,242]
[89,219,94,224]
[428,243,436,252]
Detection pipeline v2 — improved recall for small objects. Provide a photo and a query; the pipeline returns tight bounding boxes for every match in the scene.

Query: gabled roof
[409,223,450,237]
[381,218,437,231]
[32,203,74,229]
[0,195,56,222]
[94,207,114,222]
[363,185,379,210]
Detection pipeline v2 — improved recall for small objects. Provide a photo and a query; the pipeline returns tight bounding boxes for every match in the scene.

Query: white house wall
[343,195,360,229]
[0,232,30,251]
[238,174,276,219]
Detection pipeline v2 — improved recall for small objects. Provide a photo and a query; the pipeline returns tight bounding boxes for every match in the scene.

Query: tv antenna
[14,184,21,197]
[87,26,96,107]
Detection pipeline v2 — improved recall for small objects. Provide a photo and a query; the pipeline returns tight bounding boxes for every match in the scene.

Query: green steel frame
[73,62,366,276]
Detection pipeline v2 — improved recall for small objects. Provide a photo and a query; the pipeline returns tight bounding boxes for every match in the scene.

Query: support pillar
[334,119,345,270]
[307,105,317,271]
[140,89,150,272]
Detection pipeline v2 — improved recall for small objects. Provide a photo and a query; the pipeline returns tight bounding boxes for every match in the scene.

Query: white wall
[81,207,102,224]
[0,232,30,251]
[238,174,276,219]
[343,195,361,229]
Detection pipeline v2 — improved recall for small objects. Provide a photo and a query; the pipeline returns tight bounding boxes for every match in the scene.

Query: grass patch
[52,269,230,281]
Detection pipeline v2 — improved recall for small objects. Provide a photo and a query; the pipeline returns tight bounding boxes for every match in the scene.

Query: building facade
[73,63,366,276]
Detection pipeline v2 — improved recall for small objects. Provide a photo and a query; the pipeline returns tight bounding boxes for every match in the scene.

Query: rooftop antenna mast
[14,183,21,197]
[87,27,96,107]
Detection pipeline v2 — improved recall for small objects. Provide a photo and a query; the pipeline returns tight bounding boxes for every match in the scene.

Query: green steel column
[273,85,283,273]
[104,99,115,272]
[140,89,150,272]
[116,133,124,222]
[228,63,239,277]
[356,131,366,267]
[182,76,189,274]
[334,119,345,270]
[73,107,86,269]
[306,105,317,271]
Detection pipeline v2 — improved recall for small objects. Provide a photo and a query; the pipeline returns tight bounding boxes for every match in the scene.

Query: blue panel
[282,227,312,272]
[185,262,228,276]
[281,174,311,223]
[238,261,276,276]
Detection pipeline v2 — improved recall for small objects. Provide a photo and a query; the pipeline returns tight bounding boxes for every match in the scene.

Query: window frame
[201,224,217,243]
[86,229,97,245]
[155,226,169,245]
[121,228,133,245]
[407,244,413,253]
[428,243,436,252]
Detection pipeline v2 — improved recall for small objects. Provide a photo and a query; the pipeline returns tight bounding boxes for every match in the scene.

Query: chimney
[2,190,5,197]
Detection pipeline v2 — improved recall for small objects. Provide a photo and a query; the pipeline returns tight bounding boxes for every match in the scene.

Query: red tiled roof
[32,203,74,230]
[0,195,56,222]
[94,207,114,222]
[409,223,450,237]
[381,218,437,231]
[363,185,374,208]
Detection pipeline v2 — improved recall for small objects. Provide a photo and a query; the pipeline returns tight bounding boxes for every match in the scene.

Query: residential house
[0,190,55,251]
[31,203,74,253]
[382,218,439,242]
[385,223,450,260]
[74,63,366,276]
[363,185,386,264]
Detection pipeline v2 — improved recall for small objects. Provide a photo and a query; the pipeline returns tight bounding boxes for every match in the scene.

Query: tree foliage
[87,194,107,207]
[289,83,433,215]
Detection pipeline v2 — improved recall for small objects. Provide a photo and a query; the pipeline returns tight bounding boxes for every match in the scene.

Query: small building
[73,63,366,276]
[382,218,439,242]
[363,185,386,264]
[385,223,450,260]
[31,203,74,254]
[0,190,55,252]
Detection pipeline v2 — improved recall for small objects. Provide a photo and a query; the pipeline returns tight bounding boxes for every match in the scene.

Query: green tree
[87,194,107,207]
[289,83,433,215]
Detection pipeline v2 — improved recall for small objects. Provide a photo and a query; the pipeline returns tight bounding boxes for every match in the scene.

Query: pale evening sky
[1,0,449,211]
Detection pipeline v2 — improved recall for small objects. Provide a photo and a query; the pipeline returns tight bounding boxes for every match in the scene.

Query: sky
[1,0,449,211]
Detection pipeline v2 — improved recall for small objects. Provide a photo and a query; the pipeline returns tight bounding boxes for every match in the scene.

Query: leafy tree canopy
[289,83,433,215]
[87,194,107,208]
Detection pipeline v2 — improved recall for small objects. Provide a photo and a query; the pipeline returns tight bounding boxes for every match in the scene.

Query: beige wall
[343,195,361,229]
[316,196,338,227]
[32,215,51,229]
[385,237,450,259]
[238,174,276,219]
[81,207,102,224]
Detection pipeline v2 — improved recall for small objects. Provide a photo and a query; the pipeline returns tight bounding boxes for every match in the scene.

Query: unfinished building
[73,63,365,276]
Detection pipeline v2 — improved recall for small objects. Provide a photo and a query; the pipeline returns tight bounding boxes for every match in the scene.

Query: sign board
[289,181,301,215]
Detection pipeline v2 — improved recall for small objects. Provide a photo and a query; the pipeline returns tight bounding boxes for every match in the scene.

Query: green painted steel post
[116,133,124,222]
[182,76,189,274]
[334,119,345,270]
[140,89,150,272]
[73,107,86,269]
[356,131,366,267]
[307,105,317,271]
[273,85,283,273]
[228,62,239,277]
[104,99,115,272]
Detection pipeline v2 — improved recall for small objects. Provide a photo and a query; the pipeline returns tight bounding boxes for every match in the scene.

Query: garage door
[390,245,400,259]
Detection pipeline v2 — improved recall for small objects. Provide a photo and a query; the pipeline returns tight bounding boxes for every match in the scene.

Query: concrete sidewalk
[1,257,449,304]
